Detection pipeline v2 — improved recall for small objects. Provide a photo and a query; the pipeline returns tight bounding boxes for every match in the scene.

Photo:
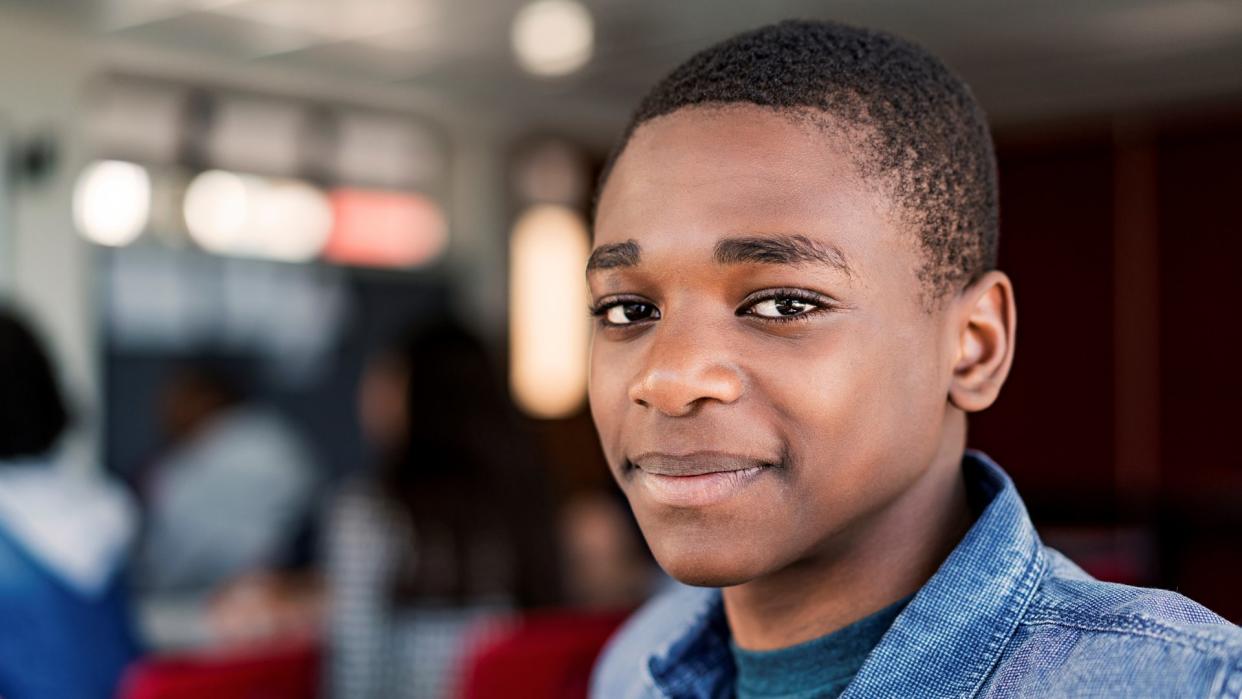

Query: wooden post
[1112,122,1161,515]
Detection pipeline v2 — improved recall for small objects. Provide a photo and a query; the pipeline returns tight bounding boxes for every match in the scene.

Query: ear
[948,270,1016,413]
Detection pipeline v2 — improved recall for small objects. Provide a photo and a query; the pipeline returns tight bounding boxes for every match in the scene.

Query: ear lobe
[948,270,1016,413]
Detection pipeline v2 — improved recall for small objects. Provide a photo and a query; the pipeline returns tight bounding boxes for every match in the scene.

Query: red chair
[459,609,631,699]
[119,637,320,699]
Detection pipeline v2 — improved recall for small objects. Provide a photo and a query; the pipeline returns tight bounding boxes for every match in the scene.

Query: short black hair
[0,305,70,461]
[597,19,998,301]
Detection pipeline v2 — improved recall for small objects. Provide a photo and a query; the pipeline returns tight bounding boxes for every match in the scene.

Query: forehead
[594,106,904,274]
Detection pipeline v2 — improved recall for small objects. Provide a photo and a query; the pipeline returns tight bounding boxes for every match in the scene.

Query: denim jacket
[592,452,1242,698]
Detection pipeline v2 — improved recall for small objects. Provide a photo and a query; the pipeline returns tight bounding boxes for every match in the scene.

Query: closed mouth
[628,451,779,477]
[622,451,782,508]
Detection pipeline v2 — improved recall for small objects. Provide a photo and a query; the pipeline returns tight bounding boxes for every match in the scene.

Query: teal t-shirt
[729,597,910,699]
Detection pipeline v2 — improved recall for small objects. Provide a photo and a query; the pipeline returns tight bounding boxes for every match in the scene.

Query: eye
[738,288,838,323]
[597,301,660,326]
[747,296,820,319]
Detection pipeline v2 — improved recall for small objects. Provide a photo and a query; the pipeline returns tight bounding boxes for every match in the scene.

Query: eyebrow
[586,240,640,272]
[585,234,853,277]
[714,234,853,277]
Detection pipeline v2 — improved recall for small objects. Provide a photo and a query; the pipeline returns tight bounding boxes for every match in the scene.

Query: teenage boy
[586,20,1241,699]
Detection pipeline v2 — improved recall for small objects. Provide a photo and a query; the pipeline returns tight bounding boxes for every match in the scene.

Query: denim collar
[645,451,1048,699]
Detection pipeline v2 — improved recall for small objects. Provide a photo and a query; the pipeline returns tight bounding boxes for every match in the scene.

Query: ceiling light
[255,180,334,262]
[183,170,333,262]
[73,160,152,247]
[511,0,594,77]
[183,169,250,255]
[509,204,591,418]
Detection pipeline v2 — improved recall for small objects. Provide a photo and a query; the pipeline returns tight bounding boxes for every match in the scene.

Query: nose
[627,324,744,417]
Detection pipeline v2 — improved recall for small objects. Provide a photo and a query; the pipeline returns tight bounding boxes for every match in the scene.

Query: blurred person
[132,364,319,646]
[205,568,325,645]
[588,20,1242,699]
[326,319,562,699]
[0,304,140,698]
[559,490,658,610]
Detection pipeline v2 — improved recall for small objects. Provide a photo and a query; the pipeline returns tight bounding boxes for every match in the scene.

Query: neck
[723,412,972,651]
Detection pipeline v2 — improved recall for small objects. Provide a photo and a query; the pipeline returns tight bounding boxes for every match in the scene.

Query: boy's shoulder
[591,580,716,699]
[590,552,1242,699]
[1029,549,1238,639]
[980,548,1242,697]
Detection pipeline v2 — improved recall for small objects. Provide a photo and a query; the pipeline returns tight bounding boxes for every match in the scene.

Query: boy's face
[588,105,961,587]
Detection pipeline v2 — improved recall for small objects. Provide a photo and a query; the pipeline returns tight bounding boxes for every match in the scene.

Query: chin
[647,532,776,588]
[660,564,753,589]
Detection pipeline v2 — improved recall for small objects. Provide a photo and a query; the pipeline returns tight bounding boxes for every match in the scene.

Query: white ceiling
[10,0,1242,143]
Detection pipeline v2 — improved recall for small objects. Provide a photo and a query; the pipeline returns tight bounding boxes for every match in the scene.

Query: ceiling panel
[5,0,1242,133]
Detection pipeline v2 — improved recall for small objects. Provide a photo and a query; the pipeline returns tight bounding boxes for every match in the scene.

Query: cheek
[763,319,946,494]
[587,340,631,461]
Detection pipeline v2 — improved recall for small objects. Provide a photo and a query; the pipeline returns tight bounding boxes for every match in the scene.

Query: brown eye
[603,302,660,325]
[750,297,818,319]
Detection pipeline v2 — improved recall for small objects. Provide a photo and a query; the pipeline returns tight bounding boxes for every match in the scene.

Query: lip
[628,452,775,507]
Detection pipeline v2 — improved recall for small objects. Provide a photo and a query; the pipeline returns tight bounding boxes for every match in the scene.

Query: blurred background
[0,0,1239,697]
